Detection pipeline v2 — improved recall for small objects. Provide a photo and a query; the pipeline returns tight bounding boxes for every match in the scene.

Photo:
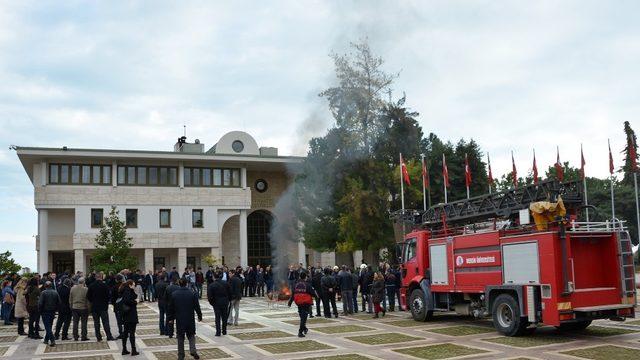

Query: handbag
[3,292,14,305]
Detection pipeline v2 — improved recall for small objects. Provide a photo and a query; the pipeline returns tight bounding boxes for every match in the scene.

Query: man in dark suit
[54,278,72,340]
[86,272,115,341]
[164,278,179,338]
[154,274,168,335]
[168,279,202,360]
[227,269,242,326]
[207,271,231,336]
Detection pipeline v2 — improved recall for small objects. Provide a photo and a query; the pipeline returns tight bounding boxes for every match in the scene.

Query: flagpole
[634,172,640,240]
[610,175,616,225]
[400,153,405,211]
[422,154,427,211]
[443,153,448,203]
[581,144,589,223]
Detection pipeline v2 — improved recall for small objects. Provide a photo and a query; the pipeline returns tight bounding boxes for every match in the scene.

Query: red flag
[555,146,564,182]
[422,156,429,189]
[609,139,615,175]
[400,153,411,186]
[443,154,450,188]
[487,154,494,186]
[628,134,638,172]
[464,153,472,188]
[532,150,538,185]
[511,152,517,188]
[580,145,586,180]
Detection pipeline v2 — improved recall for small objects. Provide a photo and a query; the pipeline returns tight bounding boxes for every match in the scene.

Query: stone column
[145,248,154,272]
[38,209,49,273]
[353,250,363,267]
[40,161,47,186]
[179,162,184,188]
[74,249,84,273]
[320,251,335,268]
[239,210,248,267]
[241,167,247,188]
[178,248,187,272]
[112,160,118,187]
[298,240,306,267]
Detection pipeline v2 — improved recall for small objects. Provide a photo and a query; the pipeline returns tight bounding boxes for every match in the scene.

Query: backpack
[293,282,313,306]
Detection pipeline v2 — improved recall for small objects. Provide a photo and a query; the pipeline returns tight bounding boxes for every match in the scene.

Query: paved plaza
[1,297,640,360]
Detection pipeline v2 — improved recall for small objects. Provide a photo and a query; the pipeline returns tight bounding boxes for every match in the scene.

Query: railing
[569,219,628,232]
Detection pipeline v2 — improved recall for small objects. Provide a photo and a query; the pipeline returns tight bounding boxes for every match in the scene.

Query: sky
[1,1,639,270]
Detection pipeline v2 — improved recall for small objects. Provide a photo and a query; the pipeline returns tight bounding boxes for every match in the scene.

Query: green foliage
[202,253,218,267]
[0,251,21,275]
[92,206,137,274]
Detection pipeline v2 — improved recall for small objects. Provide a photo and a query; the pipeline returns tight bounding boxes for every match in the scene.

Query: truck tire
[556,320,592,332]
[491,293,528,336]
[409,289,433,322]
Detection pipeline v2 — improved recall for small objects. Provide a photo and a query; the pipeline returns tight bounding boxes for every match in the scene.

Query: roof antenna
[183,123,187,138]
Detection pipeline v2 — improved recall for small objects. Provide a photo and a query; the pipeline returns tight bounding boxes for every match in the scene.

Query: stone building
[16,131,334,273]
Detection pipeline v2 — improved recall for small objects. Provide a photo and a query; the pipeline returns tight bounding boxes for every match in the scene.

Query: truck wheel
[556,320,592,332]
[492,294,528,336]
[410,289,433,322]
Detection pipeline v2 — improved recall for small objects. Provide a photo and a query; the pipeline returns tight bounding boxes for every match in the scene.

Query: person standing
[207,271,230,336]
[227,269,242,326]
[205,266,214,287]
[350,268,359,313]
[164,278,179,338]
[154,274,168,335]
[255,266,264,297]
[167,279,202,360]
[54,278,72,340]
[110,275,124,339]
[338,266,354,315]
[87,272,115,341]
[286,265,298,292]
[69,277,90,341]
[118,280,139,356]
[264,265,274,295]
[311,268,323,317]
[143,271,154,302]
[371,272,386,318]
[25,277,42,339]
[13,279,28,336]
[288,272,315,338]
[384,270,397,312]
[195,268,204,299]
[320,268,338,318]
[38,281,60,347]
[1,280,15,325]
[363,266,374,313]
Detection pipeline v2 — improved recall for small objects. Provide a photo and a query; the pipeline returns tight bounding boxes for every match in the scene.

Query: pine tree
[622,121,639,186]
[92,207,138,274]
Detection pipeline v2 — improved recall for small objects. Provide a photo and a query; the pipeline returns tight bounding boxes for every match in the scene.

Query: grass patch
[346,332,423,345]
[283,317,337,326]
[227,322,266,330]
[298,355,372,360]
[255,340,334,354]
[393,343,488,359]
[426,325,495,336]
[0,347,7,356]
[231,330,294,340]
[561,345,640,360]
[0,336,18,343]
[44,341,111,353]
[578,325,638,337]
[141,336,207,347]
[260,313,300,319]
[626,319,640,326]
[385,319,428,327]
[153,347,233,359]
[483,335,572,348]
[312,325,375,334]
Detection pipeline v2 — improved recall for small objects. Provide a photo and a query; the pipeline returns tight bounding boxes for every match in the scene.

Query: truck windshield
[404,237,417,262]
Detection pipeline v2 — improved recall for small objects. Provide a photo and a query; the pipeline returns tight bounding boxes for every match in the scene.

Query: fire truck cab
[398,181,637,336]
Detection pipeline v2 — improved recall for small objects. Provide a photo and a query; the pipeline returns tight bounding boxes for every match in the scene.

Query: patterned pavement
[1,296,640,359]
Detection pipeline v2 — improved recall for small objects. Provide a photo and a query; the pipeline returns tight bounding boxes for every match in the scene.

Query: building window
[153,257,165,270]
[49,164,111,185]
[232,140,244,153]
[116,166,178,186]
[91,208,104,228]
[126,209,138,228]
[187,256,196,269]
[159,209,171,228]
[192,209,203,228]
[184,167,241,188]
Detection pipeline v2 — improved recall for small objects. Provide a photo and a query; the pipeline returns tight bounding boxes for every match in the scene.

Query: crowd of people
[0,261,403,358]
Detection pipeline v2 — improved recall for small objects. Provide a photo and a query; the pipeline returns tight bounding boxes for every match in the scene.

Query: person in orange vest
[288,272,316,337]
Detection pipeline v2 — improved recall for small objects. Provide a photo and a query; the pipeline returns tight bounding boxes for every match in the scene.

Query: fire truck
[396,179,637,336]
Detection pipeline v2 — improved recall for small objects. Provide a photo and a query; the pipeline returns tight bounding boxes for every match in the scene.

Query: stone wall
[220,215,240,266]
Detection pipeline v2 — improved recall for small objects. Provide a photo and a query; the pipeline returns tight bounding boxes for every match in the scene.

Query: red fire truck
[397,180,637,336]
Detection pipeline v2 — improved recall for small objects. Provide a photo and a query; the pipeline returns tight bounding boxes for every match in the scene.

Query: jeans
[213,304,228,335]
[322,291,338,317]
[72,308,89,340]
[314,294,322,316]
[396,287,403,310]
[177,332,197,359]
[297,304,311,335]
[17,317,25,334]
[256,282,264,297]
[386,287,396,311]
[28,308,40,337]
[352,288,358,312]
[122,322,136,350]
[227,299,240,325]
[341,290,354,314]
[196,284,203,298]
[92,310,113,340]
[158,303,166,335]
[266,280,274,294]
[41,311,55,344]
[1,303,13,324]
[113,307,123,336]
[54,312,71,338]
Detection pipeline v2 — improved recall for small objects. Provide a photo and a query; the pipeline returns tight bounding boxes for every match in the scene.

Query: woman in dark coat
[119,280,139,356]
[370,272,386,318]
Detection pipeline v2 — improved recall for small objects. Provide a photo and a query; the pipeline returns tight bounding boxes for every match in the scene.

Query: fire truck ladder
[617,231,637,301]
[420,179,583,227]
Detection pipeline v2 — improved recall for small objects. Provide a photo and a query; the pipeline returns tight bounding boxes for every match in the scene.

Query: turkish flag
[464,154,472,188]
[629,135,638,172]
[580,145,586,180]
[511,152,517,188]
[443,154,450,188]
[609,140,615,175]
[532,151,538,185]
[422,156,429,189]
[487,154,494,186]
[400,153,411,186]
